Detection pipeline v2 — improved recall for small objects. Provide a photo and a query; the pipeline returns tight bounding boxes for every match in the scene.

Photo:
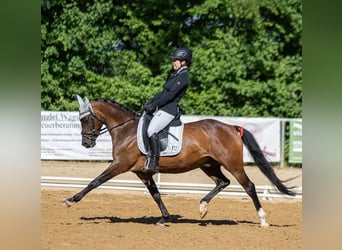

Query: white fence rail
[41,175,302,200]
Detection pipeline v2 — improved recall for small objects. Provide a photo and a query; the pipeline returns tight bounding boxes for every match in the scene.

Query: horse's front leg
[137,173,170,226]
[62,163,124,207]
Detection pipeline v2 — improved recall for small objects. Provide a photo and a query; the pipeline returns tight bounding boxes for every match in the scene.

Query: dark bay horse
[63,96,296,227]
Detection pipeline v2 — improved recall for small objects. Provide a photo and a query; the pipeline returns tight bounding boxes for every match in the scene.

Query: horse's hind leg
[136,172,170,226]
[230,168,269,227]
[199,163,230,219]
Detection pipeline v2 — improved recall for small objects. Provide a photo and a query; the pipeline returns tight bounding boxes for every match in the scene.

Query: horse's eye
[81,118,89,125]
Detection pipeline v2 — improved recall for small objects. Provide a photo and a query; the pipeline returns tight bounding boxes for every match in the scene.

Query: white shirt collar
[176,66,188,74]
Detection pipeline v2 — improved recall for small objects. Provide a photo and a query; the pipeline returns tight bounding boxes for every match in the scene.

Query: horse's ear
[84,97,90,105]
[76,95,84,107]
[83,96,94,113]
[77,95,92,119]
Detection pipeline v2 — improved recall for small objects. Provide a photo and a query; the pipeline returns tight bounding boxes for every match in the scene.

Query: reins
[81,108,138,139]
[99,116,138,135]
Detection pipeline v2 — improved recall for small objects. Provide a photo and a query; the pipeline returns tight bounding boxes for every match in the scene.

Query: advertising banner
[289,119,302,163]
[182,116,280,162]
[41,111,112,160]
[41,112,280,162]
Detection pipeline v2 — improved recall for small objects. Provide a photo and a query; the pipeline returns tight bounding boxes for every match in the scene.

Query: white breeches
[147,110,175,137]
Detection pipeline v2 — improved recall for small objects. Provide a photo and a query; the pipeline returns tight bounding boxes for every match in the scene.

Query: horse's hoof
[155,217,169,226]
[199,201,208,219]
[62,199,72,207]
[260,221,270,227]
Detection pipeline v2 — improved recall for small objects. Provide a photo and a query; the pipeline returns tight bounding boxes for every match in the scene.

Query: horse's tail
[235,126,296,196]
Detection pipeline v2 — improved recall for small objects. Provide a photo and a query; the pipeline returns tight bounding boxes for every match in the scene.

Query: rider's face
[172,59,185,70]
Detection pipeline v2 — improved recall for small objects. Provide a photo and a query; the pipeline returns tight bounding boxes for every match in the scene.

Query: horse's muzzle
[82,139,96,148]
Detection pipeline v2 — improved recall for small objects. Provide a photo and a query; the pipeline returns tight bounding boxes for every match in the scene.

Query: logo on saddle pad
[137,113,184,156]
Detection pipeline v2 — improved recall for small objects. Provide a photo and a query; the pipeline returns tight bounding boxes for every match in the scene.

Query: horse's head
[76,95,104,148]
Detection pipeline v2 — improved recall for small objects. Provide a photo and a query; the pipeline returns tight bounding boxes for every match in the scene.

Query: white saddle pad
[137,115,184,156]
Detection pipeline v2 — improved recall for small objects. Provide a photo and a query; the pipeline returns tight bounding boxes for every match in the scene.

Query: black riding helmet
[169,48,192,66]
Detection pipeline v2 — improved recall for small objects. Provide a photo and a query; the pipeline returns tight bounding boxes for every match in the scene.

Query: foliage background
[41,0,301,118]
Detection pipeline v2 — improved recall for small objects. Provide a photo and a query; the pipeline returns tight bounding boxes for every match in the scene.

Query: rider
[143,47,192,173]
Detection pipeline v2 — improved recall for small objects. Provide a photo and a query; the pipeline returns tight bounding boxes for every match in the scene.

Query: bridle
[80,108,138,141]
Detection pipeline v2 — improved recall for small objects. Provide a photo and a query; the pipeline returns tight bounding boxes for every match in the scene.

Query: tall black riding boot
[144,133,160,173]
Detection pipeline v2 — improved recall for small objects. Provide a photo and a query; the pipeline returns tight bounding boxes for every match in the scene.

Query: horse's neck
[106,110,132,123]
[99,103,135,127]
[104,108,137,142]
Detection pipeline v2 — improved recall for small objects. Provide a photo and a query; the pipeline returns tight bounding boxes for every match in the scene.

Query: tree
[41,0,302,118]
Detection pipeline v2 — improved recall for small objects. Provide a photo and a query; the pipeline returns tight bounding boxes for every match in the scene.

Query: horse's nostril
[82,141,95,148]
